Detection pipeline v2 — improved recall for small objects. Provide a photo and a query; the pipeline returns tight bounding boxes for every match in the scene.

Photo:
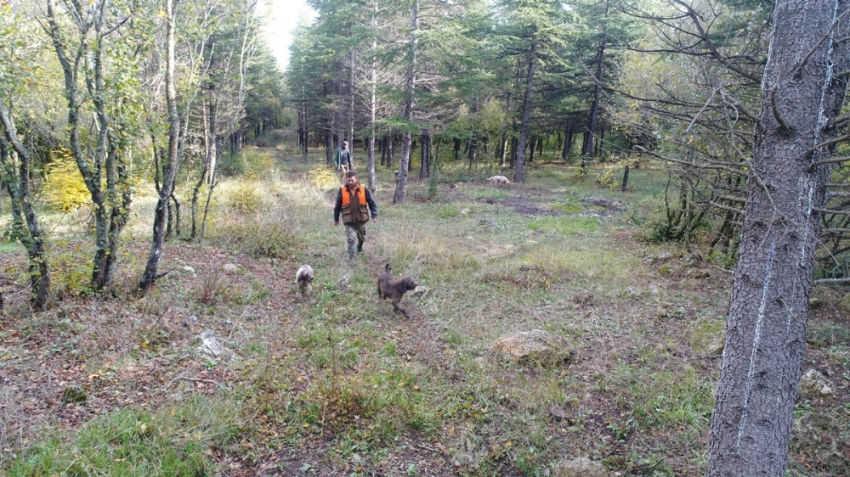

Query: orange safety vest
[340,185,367,207]
[340,185,369,224]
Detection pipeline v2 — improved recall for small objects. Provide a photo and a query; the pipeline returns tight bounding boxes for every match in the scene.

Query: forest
[1,0,849,476]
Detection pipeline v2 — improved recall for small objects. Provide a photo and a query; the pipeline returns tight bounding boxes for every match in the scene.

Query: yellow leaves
[43,148,89,213]
[309,165,340,189]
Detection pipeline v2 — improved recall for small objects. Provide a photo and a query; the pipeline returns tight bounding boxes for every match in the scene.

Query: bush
[43,148,89,212]
[213,211,303,259]
[309,165,340,190]
[225,183,264,213]
[217,148,274,178]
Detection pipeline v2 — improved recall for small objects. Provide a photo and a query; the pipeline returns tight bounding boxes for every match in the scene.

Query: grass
[6,396,240,477]
[1,144,847,476]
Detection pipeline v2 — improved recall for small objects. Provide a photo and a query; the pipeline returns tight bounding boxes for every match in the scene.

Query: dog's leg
[392,299,411,318]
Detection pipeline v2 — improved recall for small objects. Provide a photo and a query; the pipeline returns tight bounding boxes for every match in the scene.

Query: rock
[549,404,569,421]
[181,265,196,275]
[705,331,726,356]
[492,330,575,365]
[809,297,822,309]
[656,252,672,261]
[222,263,239,273]
[410,285,429,297]
[61,385,86,405]
[196,330,229,357]
[181,315,198,328]
[552,457,610,477]
[649,284,660,295]
[839,293,850,313]
[336,273,351,290]
[799,369,835,399]
[460,208,470,215]
[686,269,710,279]
[792,412,850,473]
[620,286,640,298]
[572,290,593,306]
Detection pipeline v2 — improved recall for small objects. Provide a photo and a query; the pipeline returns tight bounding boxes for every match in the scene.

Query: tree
[393,0,418,204]
[44,0,140,292]
[494,0,569,182]
[139,0,180,294]
[707,1,850,475]
[0,4,50,310]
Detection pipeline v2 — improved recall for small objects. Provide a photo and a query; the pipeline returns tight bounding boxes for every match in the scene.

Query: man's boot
[357,240,364,253]
[348,244,356,266]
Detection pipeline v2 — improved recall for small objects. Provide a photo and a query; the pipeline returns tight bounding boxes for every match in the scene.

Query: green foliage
[225,183,265,212]
[6,396,241,477]
[309,165,340,189]
[214,212,303,259]
[218,148,275,178]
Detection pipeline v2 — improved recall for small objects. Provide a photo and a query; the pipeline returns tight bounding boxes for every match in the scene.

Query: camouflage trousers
[345,222,366,258]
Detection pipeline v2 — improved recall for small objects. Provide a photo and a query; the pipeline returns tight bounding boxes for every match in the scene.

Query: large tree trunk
[393,0,418,204]
[707,1,850,475]
[514,32,536,183]
[139,0,181,294]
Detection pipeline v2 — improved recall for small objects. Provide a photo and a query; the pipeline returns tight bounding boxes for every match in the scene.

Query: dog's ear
[385,263,392,272]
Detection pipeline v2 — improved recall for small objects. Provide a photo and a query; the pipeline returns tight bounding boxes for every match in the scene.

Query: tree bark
[582,36,605,174]
[368,0,378,190]
[419,130,430,179]
[393,0,418,204]
[139,0,181,294]
[514,31,536,183]
[0,108,50,310]
[707,1,850,475]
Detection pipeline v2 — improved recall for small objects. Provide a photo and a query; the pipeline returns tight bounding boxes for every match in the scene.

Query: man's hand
[371,217,377,223]
[334,221,339,226]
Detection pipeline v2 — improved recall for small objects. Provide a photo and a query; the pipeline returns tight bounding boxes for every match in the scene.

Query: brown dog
[377,263,418,318]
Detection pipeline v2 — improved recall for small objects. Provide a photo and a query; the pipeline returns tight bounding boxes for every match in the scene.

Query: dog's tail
[384,262,391,272]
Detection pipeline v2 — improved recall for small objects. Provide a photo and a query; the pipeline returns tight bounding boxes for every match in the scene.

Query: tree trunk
[368,0,378,190]
[562,119,573,160]
[582,18,607,174]
[393,0,418,204]
[420,130,430,179]
[514,32,536,182]
[707,2,850,475]
[0,109,50,310]
[139,0,181,294]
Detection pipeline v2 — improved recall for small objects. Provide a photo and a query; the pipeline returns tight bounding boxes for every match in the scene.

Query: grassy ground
[0,142,848,476]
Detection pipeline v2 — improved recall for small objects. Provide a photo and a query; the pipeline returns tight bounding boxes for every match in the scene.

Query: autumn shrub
[42,148,89,212]
[225,182,265,212]
[308,164,340,190]
[48,239,93,298]
[211,208,302,259]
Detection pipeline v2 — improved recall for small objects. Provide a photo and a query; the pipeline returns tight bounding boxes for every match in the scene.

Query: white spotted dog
[295,265,314,298]
[487,175,511,186]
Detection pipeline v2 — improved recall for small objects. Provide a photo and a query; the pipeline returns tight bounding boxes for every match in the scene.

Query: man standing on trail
[334,140,353,172]
[334,170,377,266]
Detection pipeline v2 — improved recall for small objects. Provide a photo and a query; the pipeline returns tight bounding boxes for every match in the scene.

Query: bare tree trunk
[368,0,378,190]
[393,0,418,204]
[419,130,430,178]
[514,31,536,183]
[139,0,181,294]
[582,9,607,175]
[708,1,850,475]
